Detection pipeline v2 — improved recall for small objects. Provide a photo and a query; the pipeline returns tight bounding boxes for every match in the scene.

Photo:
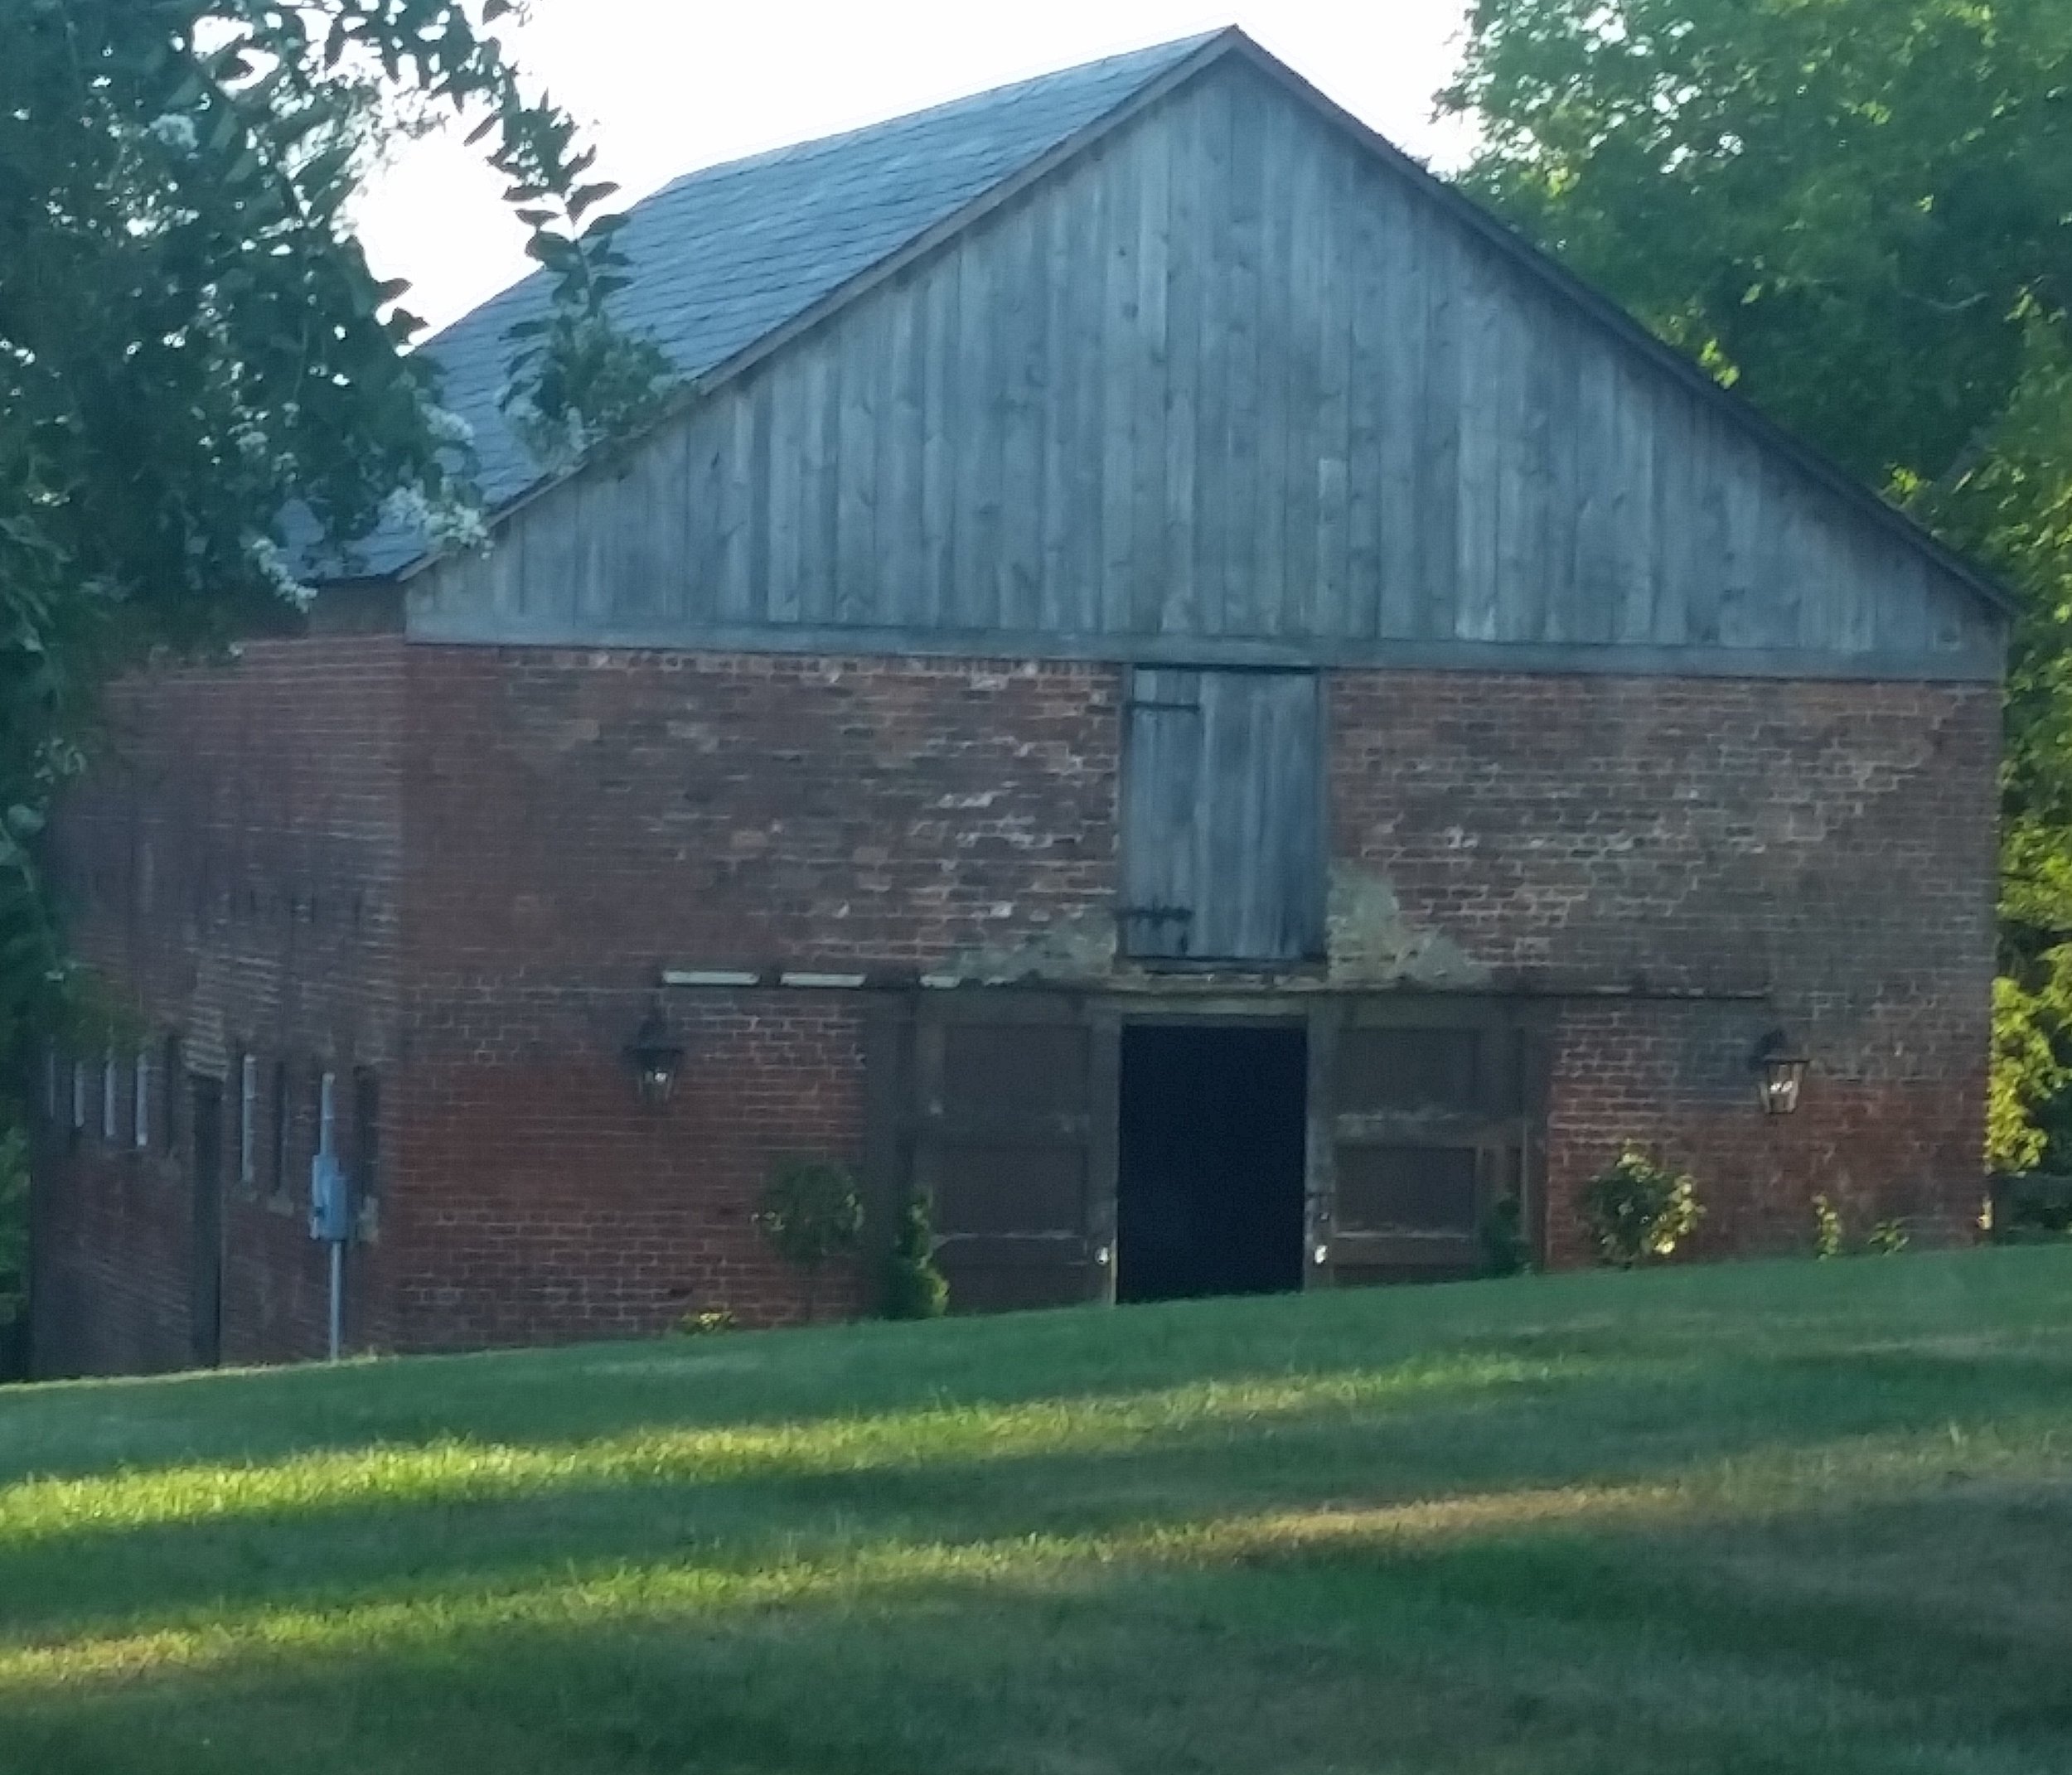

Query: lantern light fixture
[624,1000,685,1107]
[1752,1029,1809,1116]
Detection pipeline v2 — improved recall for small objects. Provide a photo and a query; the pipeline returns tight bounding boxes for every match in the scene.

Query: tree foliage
[0,2,670,1019]
[0,4,672,1323]
[1447,0,2072,1168]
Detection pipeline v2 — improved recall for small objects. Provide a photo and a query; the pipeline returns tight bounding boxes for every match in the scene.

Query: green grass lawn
[3,1249,2072,1773]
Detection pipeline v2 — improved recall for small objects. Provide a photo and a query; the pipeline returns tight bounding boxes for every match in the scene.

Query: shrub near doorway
[883,1194,950,1320]
[1580,1149,1705,1268]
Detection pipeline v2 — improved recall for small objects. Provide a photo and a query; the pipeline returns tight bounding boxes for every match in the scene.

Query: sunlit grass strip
[7,1435,2065,1699]
[0,1357,1561,1545]
[0,1480,1691,1692]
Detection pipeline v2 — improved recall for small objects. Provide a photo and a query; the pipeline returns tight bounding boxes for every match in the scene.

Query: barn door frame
[1306,994,1552,1287]
[873,988,1554,1308]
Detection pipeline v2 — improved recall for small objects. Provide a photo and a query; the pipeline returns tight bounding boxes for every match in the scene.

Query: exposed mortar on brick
[933,905,1117,985]
[1325,864,1492,989]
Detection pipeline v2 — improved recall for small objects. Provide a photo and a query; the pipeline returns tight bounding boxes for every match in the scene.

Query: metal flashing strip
[660,968,874,989]
[661,966,1772,1002]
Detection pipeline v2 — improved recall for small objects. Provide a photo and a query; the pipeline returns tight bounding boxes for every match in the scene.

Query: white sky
[353,1,1477,334]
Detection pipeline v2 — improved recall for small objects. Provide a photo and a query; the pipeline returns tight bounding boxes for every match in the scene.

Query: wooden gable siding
[409,60,2001,680]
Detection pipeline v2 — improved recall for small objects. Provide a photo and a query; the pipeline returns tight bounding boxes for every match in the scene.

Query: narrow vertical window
[239,1054,258,1192]
[270,1059,289,1197]
[133,1050,150,1149]
[101,1049,117,1142]
[70,1060,86,1134]
[162,1033,181,1154]
[352,1067,380,1201]
[317,1069,336,1160]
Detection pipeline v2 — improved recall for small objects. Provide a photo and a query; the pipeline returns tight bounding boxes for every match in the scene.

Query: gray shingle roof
[344,31,1219,577]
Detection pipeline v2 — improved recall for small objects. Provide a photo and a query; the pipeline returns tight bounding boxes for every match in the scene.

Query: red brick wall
[1543,1001,1987,1266]
[34,643,1997,1371]
[379,647,1119,1347]
[399,648,1119,984]
[1329,672,2000,1255]
[387,992,866,1347]
[33,637,405,1373]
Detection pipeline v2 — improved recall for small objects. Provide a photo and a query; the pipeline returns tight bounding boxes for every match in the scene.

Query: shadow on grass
[5,1478,2070,1775]
[4,1338,2071,1647]
[7,1246,2066,1488]
[8,1255,2072,1773]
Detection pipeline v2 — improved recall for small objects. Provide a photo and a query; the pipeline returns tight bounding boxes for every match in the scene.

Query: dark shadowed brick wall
[32,637,405,1373]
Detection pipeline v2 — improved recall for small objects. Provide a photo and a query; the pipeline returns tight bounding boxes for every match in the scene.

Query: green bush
[1476,1193,1533,1278]
[1991,1174,2072,1243]
[756,1157,864,1323]
[1579,1148,1704,1269]
[1866,1219,1911,1256]
[882,1192,950,1319]
[1812,1192,1846,1260]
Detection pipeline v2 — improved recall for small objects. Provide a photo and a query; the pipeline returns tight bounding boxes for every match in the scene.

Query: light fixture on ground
[624,1001,685,1107]
[1752,1030,1809,1116]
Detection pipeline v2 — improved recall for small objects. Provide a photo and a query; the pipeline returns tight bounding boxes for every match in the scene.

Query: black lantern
[1752,1029,1809,1116]
[624,1001,685,1107]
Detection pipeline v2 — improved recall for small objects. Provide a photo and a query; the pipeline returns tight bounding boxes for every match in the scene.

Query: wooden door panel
[1323,1005,1545,1284]
[1335,1027,1482,1114]
[916,999,1115,1313]
[1194,670,1324,962]
[1336,1144,1479,1235]
[934,1143,1087,1236]
[1119,670,1202,960]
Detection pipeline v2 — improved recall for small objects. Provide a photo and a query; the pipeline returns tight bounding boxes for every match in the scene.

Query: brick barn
[31,30,2007,1375]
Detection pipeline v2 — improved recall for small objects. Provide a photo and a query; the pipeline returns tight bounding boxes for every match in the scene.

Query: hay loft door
[913,994,1119,1312]
[1121,668,1324,963]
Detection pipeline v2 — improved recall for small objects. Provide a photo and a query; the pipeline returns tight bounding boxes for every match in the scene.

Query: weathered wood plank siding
[411,60,2000,679]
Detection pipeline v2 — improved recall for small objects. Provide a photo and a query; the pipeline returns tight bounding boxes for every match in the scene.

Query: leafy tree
[1446,0,2072,1169]
[0,3,671,1306]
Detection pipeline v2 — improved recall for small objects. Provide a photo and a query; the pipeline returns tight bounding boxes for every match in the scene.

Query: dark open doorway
[1117,1023,1308,1303]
